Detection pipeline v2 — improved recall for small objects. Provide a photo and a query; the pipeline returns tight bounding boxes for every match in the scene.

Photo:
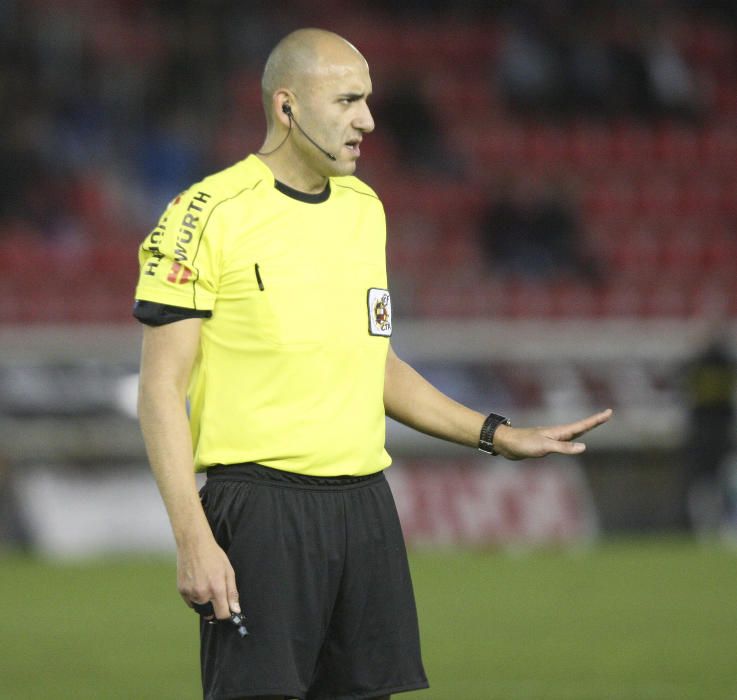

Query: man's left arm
[383,344,612,460]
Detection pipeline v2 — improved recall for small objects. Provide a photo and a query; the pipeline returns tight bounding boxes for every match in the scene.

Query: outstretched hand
[492,408,613,460]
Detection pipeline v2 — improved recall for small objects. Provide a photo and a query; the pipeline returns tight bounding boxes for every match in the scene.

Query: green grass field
[1,538,735,700]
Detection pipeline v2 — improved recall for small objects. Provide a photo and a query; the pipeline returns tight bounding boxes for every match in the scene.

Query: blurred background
[1,0,737,698]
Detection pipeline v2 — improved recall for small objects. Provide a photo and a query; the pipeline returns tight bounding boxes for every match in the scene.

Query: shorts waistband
[205,462,386,490]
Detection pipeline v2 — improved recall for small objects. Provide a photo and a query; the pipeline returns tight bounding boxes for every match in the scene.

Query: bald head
[261,28,367,127]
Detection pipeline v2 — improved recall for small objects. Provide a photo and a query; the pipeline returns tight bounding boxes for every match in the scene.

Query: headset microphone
[281,104,337,161]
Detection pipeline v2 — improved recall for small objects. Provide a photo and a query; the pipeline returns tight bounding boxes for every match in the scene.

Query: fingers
[548,439,586,455]
[547,408,613,442]
[497,409,612,460]
[587,408,613,426]
[179,567,240,620]
[569,408,612,435]
[210,560,240,619]
[226,566,241,615]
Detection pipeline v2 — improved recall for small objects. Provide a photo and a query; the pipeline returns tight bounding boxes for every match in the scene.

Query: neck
[257,138,329,195]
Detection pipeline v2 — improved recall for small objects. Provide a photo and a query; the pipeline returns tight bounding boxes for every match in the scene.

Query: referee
[134,28,612,700]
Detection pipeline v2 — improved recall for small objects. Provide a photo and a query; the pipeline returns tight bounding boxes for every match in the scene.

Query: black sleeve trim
[133,300,212,327]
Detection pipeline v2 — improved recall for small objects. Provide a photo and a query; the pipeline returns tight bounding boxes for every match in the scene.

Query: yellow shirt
[135,155,393,476]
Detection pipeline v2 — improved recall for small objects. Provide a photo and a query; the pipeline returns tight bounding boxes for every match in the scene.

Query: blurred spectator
[682,333,737,534]
[644,22,701,121]
[478,176,598,282]
[496,9,563,116]
[496,3,701,122]
[375,77,453,173]
[564,25,617,117]
[606,13,654,119]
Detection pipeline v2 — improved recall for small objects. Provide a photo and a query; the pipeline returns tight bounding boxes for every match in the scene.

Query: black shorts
[199,463,428,700]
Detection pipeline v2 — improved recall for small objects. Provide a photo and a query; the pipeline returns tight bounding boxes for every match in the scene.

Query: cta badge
[367,288,392,337]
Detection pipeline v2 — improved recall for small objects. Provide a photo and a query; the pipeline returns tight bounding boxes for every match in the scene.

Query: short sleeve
[134,186,222,311]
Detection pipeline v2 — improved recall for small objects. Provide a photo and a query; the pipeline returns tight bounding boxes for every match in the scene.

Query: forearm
[383,347,485,448]
[138,319,212,548]
[138,385,212,547]
[382,347,612,460]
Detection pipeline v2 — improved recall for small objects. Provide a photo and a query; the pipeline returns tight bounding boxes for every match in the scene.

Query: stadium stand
[1,2,736,323]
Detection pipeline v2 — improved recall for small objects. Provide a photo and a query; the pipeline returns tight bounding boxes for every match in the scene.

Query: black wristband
[478,412,511,455]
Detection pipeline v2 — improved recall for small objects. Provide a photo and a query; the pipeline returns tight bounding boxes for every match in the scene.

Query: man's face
[294,56,375,177]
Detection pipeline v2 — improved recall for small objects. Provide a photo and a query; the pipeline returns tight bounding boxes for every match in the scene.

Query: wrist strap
[478,412,511,455]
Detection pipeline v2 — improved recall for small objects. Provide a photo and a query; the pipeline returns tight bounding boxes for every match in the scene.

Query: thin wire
[257,117,293,156]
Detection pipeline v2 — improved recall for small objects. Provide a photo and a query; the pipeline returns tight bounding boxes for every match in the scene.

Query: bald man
[134,28,611,700]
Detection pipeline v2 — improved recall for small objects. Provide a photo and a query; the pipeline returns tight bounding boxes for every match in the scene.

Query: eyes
[337,94,371,106]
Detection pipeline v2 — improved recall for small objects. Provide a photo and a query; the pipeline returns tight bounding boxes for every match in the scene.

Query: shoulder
[194,157,267,207]
[331,175,382,202]
[164,157,267,218]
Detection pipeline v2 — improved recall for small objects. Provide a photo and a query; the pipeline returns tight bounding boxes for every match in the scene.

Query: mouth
[344,138,362,157]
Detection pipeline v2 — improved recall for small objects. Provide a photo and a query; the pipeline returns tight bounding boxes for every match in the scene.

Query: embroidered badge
[367,288,392,337]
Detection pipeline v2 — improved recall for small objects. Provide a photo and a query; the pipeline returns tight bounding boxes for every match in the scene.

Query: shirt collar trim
[274,179,331,204]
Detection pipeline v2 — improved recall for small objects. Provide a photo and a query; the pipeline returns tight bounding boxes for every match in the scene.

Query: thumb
[552,440,586,455]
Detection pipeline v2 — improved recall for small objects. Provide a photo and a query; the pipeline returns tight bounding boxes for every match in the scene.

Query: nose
[355,101,375,134]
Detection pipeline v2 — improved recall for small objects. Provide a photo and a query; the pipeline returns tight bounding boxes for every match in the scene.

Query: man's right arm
[137,318,240,620]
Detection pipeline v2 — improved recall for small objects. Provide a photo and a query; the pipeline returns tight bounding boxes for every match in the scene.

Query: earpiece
[282,103,292,116]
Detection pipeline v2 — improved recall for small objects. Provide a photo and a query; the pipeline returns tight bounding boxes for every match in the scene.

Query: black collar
[274,179,331,204]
